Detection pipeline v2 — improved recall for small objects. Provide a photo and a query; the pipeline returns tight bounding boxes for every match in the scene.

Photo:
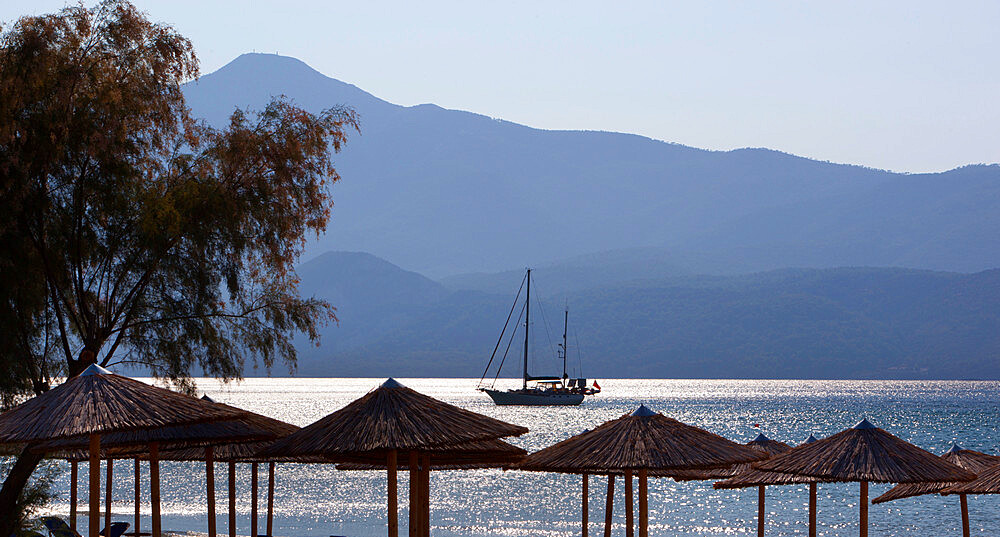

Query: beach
[34,377,1000,536]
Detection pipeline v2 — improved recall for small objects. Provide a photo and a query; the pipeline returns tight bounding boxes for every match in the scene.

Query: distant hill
[293,251,448,356]
[183,54,1000,277]
[292,252,1000,379]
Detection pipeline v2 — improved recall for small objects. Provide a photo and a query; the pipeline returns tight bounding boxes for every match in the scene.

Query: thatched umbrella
[260,378,528,537]
[516,405,767,537]
[754,419,976,537]
[671,431,792,480]
[873,444,1000,504]
[714,434,826,537]
[671,432,792,537]
[941,462,1000,496]
[50,398,290,537]
[0,365,249,537]
[111,403,305,537]
[335,437,527,470]
[936,454,1000,537]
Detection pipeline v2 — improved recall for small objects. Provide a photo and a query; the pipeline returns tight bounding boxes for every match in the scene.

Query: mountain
[291,252,1000,379]
[183,54,1000,277]
[439,247,696,295]
[293,251,448,356]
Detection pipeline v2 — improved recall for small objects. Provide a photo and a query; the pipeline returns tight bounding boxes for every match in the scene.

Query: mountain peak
[219,53,328,81]
[184,53,390,126]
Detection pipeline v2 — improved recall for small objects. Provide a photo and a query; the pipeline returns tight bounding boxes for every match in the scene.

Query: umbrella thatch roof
[754,419,977,484]
[714,435,830,489]
[672,432,792,481]
[260,379,527,459]
[54,401,306,462]
[136,398,303,462]
[36,418,276,453]
[516,405,767,474]
[941,461,1000,496]
[0,365,247,443]
[714,467,828,488]
[336,438,527,470]
[873,444,1000,503]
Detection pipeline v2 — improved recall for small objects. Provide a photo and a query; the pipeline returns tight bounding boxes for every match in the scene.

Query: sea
[38,378,1000,536]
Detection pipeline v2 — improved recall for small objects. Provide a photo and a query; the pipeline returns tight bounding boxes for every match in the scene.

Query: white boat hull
[482,389,585,406]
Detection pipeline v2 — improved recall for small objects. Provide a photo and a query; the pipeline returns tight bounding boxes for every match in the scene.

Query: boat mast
[561,308,569,381]
[523,269,531,390]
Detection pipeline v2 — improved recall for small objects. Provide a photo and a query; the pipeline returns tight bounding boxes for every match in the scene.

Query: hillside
[292,252,1000,379]
[183,54,1000,277]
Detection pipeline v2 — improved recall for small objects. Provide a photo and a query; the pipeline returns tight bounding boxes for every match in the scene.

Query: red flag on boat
[593,380,601,391]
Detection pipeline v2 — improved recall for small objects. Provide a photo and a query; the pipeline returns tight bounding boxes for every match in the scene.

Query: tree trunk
[0,447,44,534]
[68,348,99,377]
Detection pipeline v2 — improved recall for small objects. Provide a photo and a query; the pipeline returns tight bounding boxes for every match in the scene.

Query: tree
[0,1,358,527]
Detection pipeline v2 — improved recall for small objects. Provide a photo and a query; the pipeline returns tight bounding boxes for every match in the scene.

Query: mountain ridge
[182,53,1000,277]
[285,251,1000,380]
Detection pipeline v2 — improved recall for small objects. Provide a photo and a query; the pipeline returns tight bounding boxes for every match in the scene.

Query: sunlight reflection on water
[41,378,1000,536]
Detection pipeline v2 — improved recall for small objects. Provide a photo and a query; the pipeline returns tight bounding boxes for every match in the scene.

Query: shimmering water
[40,378,1000,536]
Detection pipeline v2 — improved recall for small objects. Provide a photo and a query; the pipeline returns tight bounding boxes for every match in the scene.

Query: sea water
[38,378,1000,536]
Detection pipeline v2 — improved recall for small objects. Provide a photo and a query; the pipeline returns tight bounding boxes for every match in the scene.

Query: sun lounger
[100,523,129,537]
[40,518,78,537]
[41,518,129,537]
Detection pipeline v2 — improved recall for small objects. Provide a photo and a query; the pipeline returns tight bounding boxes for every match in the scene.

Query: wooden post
[625,470,634,537]
[638,470,648,537]
[251,462,259,537]
[603,474,615,537]
[150,442,161,537]
[960,493,970,537]
[207,447,216,537]
[134,459,141,537]
[420,455,431,537]
[70,460,78,531]
[409,452,419,537]
[229,461,237,537]
[859,481,868,537]
[89,434,101,537]
[266,462,275,537]
[757,485,765,537]
[106,458,114,532]
[582,473,589,537]
[808,483,817,537]
[388,450,399,537]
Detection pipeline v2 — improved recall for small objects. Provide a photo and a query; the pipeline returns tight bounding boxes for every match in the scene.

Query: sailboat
[478,269,601,406]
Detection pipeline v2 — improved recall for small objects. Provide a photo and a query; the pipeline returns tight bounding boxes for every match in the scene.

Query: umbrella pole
[757,485,765,537]
[251,462,259,537]
[420,455,431,537]
[582,473,589,537]
[388,450,398,537]
[229,461,237,537]
[859,481,868,537]
[134,459,141,537]
[266,462,275,537]
[603,474,615,537]
[150,442,161,537]
[106,458,113,532]
[207,447,216,537]
[960,493,970,537]
[409,452,419,537]
[70,460,78,531]
[89,434,101,537]
[808,483,817,537]
[625,470,634,537]
[638,470,648,537]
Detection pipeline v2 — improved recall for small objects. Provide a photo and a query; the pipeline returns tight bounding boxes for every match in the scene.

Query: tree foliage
[0,0,356,526]
[0,0,357,389]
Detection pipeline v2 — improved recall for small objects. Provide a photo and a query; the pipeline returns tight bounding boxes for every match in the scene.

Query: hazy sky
[4,1,999,172]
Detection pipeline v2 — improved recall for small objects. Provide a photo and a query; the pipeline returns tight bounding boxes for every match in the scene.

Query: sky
[3,1,999,173]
